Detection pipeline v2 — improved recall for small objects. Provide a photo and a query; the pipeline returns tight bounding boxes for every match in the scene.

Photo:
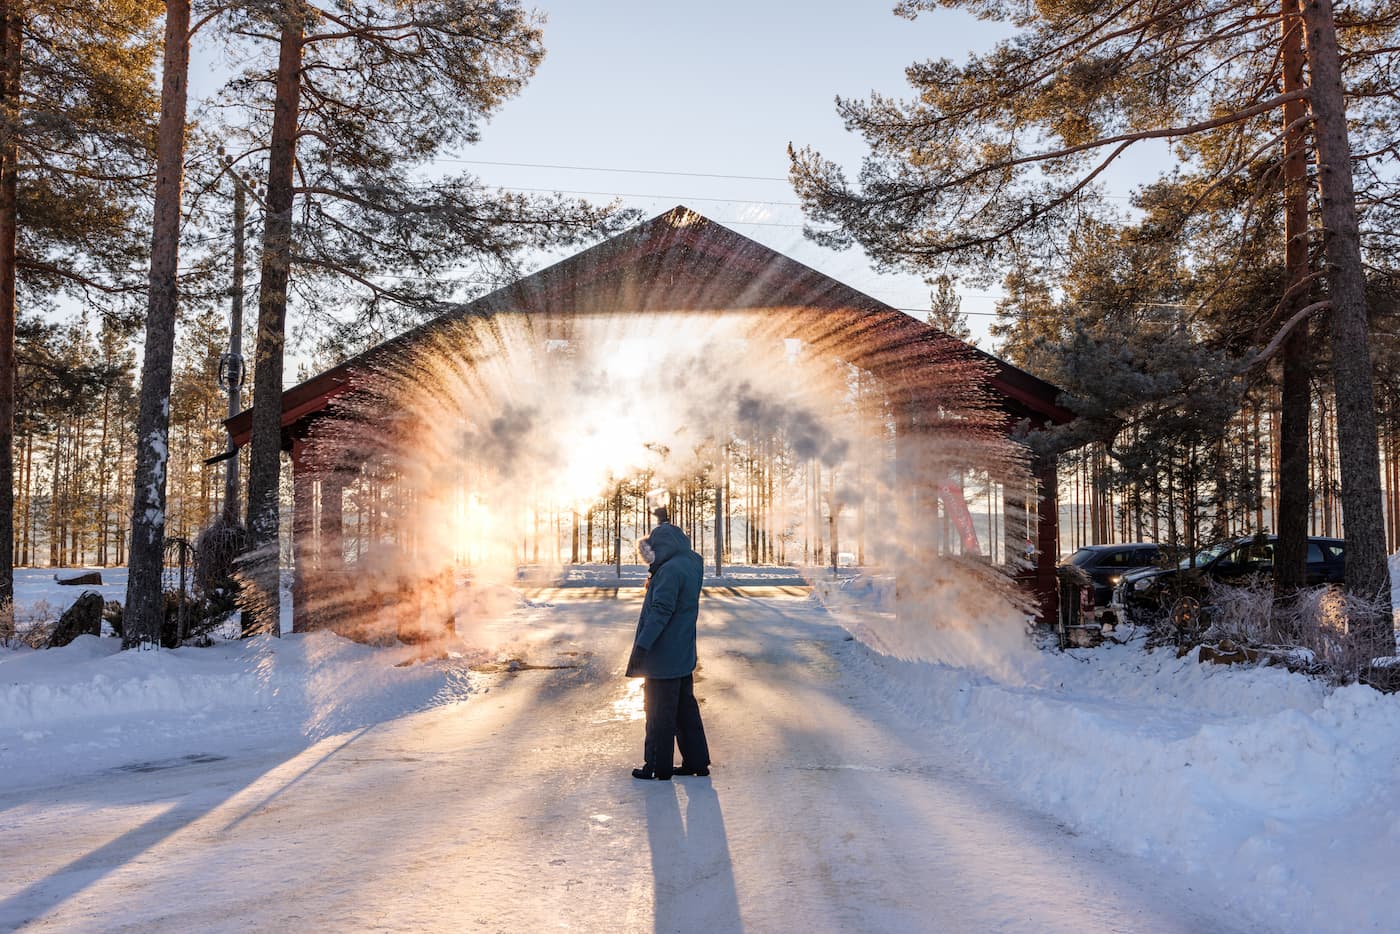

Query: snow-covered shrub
[1202,579,1276,644]
[2,599,61,648]
[1194,580,1390,683]
[194,517,246,597]
[104,590,232,649]
[1279,586,1387,684]
[171,518,248,645]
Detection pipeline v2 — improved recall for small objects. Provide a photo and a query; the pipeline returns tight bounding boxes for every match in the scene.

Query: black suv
[1063,543,1166,608]
[1114,535,1345,616]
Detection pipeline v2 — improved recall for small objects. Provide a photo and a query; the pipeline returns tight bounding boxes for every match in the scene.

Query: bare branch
[17,258,144,295]
[189,4,235,38]
[1245,299,1331,370]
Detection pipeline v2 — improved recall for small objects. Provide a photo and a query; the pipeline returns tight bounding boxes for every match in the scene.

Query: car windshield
[1068,548,1097,567]
[1178,541,1234,569]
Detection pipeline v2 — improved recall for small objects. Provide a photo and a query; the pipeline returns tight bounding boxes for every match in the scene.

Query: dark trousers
[643,674,710,778]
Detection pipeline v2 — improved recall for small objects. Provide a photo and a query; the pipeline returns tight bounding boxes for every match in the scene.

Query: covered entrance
[226,207,1074,635]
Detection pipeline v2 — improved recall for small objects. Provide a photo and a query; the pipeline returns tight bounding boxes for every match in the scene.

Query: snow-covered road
[0,585,1247,933]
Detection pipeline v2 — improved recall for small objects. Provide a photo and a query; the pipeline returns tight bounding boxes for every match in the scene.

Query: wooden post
[1032,450,1060,626]
[319,466,344,573]
[290,436,314,633]
[1004,480,1029,570]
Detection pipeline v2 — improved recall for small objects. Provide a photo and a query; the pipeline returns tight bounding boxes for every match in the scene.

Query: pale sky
[411,0,1017,345]
[187,2,1166,351]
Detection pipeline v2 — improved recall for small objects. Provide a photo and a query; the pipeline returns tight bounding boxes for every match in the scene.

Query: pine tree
[790,0,1396,646]
[125,0,193,648]
[0,0,158,622]
[926,274,971,342]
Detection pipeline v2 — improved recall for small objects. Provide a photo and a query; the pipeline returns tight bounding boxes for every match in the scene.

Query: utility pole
[219,161,247,524]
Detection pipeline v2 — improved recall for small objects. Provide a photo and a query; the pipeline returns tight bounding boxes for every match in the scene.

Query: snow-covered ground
[833,613,1400,932]
[2,561,1398,931]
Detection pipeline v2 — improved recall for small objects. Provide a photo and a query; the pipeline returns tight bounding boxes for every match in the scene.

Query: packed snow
[2,561,1398,931]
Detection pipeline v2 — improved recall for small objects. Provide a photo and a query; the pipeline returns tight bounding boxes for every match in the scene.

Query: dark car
[1063,543,1166,608]
[1114,535,1345,618]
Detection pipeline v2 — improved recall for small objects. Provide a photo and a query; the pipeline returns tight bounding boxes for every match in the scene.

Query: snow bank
[828,600,1400,933]
[0,632,459,730]
[0,630,478,791]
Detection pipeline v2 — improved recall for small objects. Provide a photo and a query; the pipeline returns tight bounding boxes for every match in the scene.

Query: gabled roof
[227,206,1072,446]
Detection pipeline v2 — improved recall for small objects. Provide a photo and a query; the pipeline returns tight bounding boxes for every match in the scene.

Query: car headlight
[1133,578,1154,591]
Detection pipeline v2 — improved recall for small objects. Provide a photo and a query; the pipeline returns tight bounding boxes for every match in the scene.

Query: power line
[351,271,1187,320]
[436,157,789,183]
[486,184,799,208]
[445,156,1136,200]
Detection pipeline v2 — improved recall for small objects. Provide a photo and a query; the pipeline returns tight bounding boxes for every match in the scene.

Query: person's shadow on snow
[644,779,742,933]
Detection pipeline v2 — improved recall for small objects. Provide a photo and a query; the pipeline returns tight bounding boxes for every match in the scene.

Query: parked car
[1113,535,1345,619]
[1062,543,1166,609]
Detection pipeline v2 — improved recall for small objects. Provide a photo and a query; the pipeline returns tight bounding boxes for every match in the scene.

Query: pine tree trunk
[1302,0,1392,646]
[73,412,85,564]
[115,450,126,566]
[48,428,59,566]
[20,431,30,565]
[1387,429,1394,550]
[612,487,621,576]
[723,451,731,565]
[124,0,190,646]
[245,7,305,635]
[0,0,17,614]
[1252,403,1265,532]
[96,382,111,565]
[1319,399,1333,537]
[714,482,723,575]
[1282,65,1310,599]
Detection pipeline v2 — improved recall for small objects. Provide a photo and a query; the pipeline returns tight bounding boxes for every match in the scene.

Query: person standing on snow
[626,511,710,781]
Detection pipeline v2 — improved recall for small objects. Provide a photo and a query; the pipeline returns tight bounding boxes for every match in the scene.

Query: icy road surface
[0,587,1246,933]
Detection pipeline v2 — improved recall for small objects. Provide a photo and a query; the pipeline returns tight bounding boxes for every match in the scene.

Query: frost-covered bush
[195,517,246,596]
[2,599,62,649]
[1277,586,1388,684]
[105,590,233,649]
[1192,580,1391,683]
[1201,579,1277,644]
[175,518,248,645]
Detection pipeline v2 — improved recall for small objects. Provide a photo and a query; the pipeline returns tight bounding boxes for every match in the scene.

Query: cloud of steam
[734,388,849,467]
[293,309,1038,664]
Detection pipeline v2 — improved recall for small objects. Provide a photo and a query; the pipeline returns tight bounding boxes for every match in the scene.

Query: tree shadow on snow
[0,725,379,929]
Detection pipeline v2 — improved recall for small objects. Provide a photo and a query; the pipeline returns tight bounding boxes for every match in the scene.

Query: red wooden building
[227,206,1074,627]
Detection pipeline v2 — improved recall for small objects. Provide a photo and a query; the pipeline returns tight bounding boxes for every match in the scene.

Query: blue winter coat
[631,524,703,679]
